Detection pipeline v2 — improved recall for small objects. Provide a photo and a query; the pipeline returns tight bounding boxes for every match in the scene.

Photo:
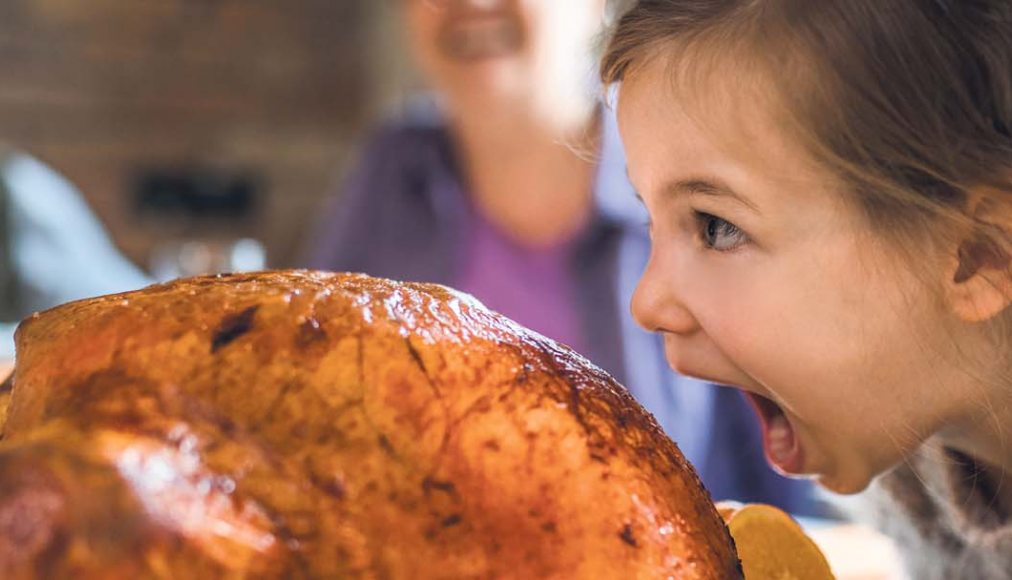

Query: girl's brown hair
[602,0,1012,282]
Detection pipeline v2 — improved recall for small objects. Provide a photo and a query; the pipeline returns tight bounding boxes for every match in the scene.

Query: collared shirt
[305,100,820,514]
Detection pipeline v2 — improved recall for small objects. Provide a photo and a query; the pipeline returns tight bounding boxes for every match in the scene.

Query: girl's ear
[947,191,1012,323]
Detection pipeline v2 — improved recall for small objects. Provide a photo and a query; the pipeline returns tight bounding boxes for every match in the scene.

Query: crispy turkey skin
[0,271,740,579]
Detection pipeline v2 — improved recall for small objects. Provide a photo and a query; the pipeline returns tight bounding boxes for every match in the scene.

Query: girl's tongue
[743,392,805,476]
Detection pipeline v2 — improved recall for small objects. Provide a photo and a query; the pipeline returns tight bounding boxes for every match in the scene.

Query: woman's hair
[601,0,1012,282]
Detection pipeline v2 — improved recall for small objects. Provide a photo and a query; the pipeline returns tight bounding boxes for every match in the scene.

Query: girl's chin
[804,444,887,495]
[814,470,876,495]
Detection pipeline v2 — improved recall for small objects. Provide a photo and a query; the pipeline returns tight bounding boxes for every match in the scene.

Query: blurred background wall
[0,0,413,269]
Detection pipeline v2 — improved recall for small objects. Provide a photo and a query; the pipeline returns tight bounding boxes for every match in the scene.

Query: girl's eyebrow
[625,170,762,215]
[669,177,761,214]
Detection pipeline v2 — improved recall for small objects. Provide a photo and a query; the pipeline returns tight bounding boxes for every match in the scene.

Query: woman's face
[405,0,605,122]
[617,56,976,494]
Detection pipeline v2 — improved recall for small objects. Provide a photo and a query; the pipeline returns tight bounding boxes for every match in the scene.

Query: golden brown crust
[2,270,740,578]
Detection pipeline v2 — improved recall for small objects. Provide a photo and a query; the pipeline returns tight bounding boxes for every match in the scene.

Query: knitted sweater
[861,443,1012,579]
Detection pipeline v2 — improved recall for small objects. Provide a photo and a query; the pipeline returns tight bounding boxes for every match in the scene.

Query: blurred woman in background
[305,0,819,514]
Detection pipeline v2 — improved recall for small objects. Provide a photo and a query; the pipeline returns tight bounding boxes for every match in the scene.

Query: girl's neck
[932,328,1012,479]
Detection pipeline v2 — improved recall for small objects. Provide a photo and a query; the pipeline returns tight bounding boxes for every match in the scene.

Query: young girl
[602,0,1011,577]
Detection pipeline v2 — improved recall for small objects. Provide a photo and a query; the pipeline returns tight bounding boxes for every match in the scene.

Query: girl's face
[617,56,979,494]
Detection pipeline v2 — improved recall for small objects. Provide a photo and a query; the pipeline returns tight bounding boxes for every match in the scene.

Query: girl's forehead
[618,51,839,200]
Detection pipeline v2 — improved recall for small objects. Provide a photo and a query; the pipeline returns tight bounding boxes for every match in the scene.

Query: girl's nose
[631,253,700,336]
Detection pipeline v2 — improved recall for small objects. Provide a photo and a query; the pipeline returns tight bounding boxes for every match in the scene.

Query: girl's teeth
[767,414,793,463]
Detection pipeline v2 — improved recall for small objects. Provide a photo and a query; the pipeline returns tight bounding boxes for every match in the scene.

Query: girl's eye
[694,211,748,251]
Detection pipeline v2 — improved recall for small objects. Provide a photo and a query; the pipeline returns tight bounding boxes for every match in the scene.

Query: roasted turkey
[0,271,740,578]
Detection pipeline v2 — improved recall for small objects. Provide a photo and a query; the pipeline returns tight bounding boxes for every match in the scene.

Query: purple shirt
[455,203,589,356]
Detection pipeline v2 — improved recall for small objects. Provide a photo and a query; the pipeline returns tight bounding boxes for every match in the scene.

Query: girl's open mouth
[742,391,805,476]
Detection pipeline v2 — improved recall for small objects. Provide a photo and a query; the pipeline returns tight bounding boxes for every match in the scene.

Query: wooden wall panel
[0,0,391,268]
